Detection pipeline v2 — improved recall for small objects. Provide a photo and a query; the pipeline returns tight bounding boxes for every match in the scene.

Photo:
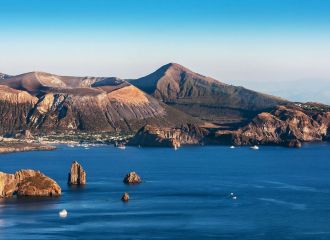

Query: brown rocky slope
[128,124,208,148]
[214,103,330,146]
[0,169,61,197]
[129,63,288,127]
[1,66,329,148]
[0,72,200,135]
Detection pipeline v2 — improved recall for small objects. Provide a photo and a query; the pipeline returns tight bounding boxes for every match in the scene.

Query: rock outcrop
[0,172,17,197]
[123,172,142,184]
[128,124,208,148]
[121,192,129,202]
[0,170,61,197]
[68,161,86,185]
[215,104,330,146]
[0,85,38,135]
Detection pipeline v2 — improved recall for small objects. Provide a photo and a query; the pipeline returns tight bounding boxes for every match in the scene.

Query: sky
[0,0,330,103]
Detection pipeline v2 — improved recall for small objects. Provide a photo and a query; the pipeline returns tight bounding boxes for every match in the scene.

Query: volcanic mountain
[0,65,329,147]
[129,63,289,128]
[0,71,199,135]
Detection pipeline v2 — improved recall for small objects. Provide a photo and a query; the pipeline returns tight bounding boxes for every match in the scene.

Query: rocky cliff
[68,161,86,185]
[215,103,330,146]
[0,169,61,197]
[0,72,200,135]
[128,124,208,148]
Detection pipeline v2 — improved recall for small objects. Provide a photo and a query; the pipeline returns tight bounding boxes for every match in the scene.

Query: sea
[0,143,330,239]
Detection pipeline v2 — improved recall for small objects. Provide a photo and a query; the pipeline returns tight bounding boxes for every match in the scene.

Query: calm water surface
[0,144,330,239]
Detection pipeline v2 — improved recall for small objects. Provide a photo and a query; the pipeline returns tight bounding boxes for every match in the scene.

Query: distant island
[0,63,329,150]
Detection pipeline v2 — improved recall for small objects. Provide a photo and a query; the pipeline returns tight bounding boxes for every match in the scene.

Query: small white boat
[116,143,126,149]
[250,145,259,150]
[232,196,237,200]
[59,209,68,218]
[67,144,75,148]
[230,146,235,149]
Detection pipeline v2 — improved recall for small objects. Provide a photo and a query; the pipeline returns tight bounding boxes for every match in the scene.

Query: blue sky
[0,0,330,103]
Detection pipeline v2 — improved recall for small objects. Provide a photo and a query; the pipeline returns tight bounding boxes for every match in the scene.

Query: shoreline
[0,142,56,154]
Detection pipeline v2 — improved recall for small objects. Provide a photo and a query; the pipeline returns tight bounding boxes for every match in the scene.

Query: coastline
[0,142,56,154]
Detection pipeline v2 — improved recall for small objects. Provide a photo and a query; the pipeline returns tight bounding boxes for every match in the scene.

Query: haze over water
[1,144,330,239]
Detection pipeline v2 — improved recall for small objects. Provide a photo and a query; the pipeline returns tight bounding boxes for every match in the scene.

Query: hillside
[129,63,289,128]
[0,72,200,135]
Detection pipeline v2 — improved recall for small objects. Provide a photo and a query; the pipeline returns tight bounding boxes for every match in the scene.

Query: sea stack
[123,172,142,184]
[121,192,129,202]
[68,161,86,185]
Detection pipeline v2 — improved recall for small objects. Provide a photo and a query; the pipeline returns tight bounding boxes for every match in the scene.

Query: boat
[116,143,126,149]
[67,144,75,148]
[230,146,235,149]
[250,145,259,150]
[59,209,68,218]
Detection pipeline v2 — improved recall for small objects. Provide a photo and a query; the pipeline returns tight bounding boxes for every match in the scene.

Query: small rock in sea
[68,161,86,185]
[59,209,68,218]
[123,172,142,184]
[286,140,302,148]
[121,192,129,202]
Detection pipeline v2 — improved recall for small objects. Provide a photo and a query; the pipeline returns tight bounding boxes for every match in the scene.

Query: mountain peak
[160,63,198,75]
[129,63,289,126]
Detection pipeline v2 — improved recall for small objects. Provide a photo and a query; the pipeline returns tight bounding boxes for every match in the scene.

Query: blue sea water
[0,143,330,239]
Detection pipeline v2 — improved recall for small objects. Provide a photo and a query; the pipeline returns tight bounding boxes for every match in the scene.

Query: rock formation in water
[0,169,61,197]
[215,104,330,146]
[123,172,141,184]
[121,192,129,202]
[68,161,86,185]
[128,124,208,148]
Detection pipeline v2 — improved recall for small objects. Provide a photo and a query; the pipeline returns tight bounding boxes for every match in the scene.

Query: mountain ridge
[0,69,201,135]
[128,63,289,127]
[1,63,329,147]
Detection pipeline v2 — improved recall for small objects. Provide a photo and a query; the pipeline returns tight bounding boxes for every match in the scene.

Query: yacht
[250,145,259,150]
